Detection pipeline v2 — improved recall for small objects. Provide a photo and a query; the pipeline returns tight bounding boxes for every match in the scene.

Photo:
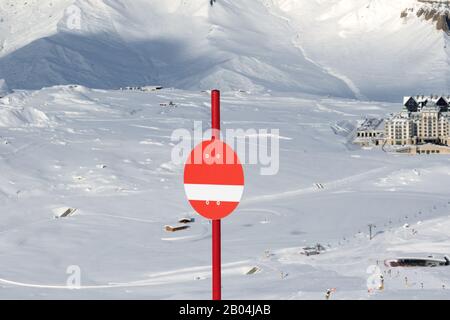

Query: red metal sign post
[184,89,244,300]
[211,89,221,301]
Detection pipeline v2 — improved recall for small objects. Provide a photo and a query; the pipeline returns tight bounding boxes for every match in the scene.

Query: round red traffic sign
[184,139,244,220]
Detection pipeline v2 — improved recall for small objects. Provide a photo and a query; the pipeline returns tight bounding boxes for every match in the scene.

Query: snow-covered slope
[0,0,74,56]
[0,78,9,96]
[272,0,450,101]
[0,0,353,97]
[0,86,449,299]
[2,0,450,99]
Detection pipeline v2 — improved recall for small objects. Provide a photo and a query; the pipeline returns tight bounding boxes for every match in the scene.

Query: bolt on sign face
[184,139,245,220]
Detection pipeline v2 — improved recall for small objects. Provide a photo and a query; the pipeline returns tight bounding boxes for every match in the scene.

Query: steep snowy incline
[0,0,74,56]
[0,0,354,97]
[271,0,450,101]
[2,0,450,100]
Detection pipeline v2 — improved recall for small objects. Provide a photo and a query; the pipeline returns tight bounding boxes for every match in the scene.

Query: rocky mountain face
[402,0,450,32]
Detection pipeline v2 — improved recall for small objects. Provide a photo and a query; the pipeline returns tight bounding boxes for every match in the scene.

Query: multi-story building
[355,95,450,153]
[384,115,416,146]
[354,118,385,146]
[384,96,450,146]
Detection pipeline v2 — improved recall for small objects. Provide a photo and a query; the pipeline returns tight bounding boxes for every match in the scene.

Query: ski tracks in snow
[292,35,367,101]
[0,261,253,290]
[264,4,364,100]
[245,166,390,204]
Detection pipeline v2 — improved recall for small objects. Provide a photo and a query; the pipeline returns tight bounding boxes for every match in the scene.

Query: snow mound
[0,105,52,128]
[0,79,10,97]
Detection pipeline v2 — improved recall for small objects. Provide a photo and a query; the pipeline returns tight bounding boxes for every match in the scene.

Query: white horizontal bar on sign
[184,184,244,202]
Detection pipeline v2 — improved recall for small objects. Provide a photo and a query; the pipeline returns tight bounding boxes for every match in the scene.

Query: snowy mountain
[1,0,450,101]
[0,0,353,97]
[2,1,450,300]
[274,0,450,101]
[404,1,450,33]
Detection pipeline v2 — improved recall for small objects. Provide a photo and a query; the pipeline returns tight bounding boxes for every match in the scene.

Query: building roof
[421,101,440,112]
[404,95,450,106]
[387,113,412,122]
[357,118,384,131]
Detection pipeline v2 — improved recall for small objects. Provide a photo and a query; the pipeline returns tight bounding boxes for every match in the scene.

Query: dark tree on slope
[210,0,216,6]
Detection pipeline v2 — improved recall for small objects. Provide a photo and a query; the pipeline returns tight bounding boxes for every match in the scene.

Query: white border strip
[184,184,244,202]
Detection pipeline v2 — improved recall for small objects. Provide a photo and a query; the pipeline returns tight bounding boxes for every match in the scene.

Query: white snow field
[0,86,449,299]
[1,0,450,300]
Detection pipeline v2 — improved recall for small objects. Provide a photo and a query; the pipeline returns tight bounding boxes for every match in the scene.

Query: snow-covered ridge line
[0,0,355,98]
[1,0,450,101]
[272,0,450,101]
[417,0,450,4]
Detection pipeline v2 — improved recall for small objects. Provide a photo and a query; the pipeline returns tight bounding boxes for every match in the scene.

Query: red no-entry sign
[183,90,244,300]
[184,139,244,220]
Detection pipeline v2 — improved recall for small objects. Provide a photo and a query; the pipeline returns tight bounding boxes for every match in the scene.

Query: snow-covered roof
[404,95,450,106]
[387,113,412,122]
[403,96,414,105]
[357,118,384,131]
[421,101,440,111]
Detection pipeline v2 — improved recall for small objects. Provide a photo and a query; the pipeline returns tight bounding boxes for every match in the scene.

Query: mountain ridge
[0,0,449,101]
[0,0,355,98]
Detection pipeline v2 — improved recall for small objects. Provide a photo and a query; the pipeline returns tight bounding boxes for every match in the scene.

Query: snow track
[0,261,253,290]
[246,166,390,203]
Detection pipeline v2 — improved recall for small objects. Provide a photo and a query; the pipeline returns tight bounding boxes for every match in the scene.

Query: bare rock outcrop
[402,2,450,34]
[436,13,450,31]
